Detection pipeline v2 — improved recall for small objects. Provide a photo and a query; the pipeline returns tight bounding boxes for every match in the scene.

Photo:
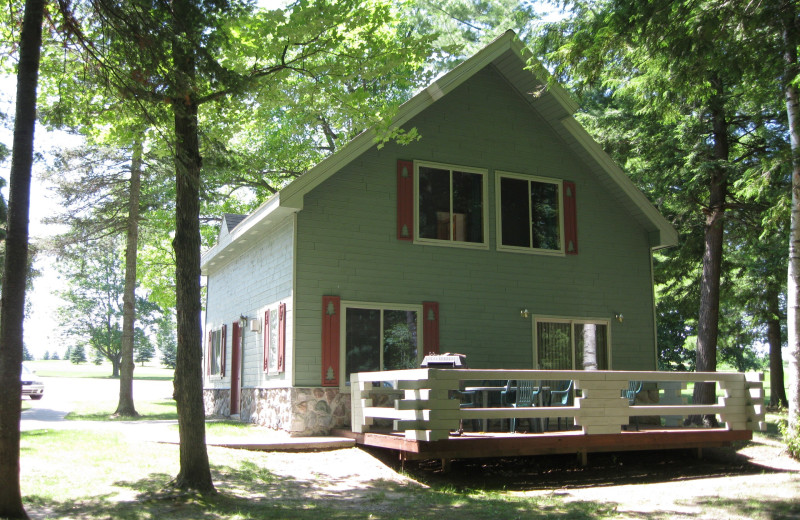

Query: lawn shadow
[26,463,619,520]
[392,446,797,493]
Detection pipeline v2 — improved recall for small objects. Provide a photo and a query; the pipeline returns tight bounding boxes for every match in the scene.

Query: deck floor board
[331,428,752,461]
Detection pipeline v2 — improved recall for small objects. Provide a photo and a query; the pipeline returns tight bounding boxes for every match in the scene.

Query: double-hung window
[208,327,226,377]
[497,172,564,254]
[341,303,421,386]
[415,161,488,248]
[263,303,286,374]
[534,318,610,370]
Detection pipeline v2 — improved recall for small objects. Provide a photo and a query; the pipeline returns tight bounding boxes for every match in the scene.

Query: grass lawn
[19,428,613,520]
[66,397,178,421]
[27,359,174,380]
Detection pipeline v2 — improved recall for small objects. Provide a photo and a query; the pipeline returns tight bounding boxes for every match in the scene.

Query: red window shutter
[221,324,227,377]
[397,159,414,241]
[278,303,287,373]
[563,181,578,255]
[321,296,341,386]
[422,301,440,355]
[263,310,270,372]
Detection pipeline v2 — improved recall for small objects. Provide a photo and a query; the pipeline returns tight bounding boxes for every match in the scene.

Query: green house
[200,31,677,435]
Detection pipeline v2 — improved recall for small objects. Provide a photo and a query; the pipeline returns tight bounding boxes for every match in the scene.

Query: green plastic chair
[501,380,542,432]
[624,380,643,430]
[547,380,574,430]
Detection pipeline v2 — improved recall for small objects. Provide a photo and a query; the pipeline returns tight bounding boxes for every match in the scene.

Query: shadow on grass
[66,400,178,421]
[392,447,797,493]
[26,464,616,520]
[687,495,800,520]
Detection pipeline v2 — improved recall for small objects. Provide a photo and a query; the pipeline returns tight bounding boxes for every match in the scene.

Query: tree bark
[691,87,728,427]
[582,323,597,370]
[0,0,44,517]
[171,0,214,492]
[766,283,788,408]
[784,12,800,434]
[115,136,143,417]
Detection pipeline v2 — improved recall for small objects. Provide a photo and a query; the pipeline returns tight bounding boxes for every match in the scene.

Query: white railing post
[350,374,375,433]
[395,370,460,441]
[573,374,630,434]
[745,372,766,431]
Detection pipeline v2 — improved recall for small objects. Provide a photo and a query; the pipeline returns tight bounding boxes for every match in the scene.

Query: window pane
[418,166,451,240]
[383,310,418,370]
[500,177,530,247]
[212,331,221,374]
[530,181,560,250]
[574,323,607,370]
[345,308,381,381]
[452,171,483,243]
[267,308,279,373]
[537,322,572,369]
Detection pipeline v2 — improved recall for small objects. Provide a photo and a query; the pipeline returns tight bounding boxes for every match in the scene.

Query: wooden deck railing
[350,369,765,441]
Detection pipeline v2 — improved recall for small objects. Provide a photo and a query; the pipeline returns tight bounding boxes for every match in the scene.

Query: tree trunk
[691,87,728,427]
[171,0,214,492]
[784,13,800,434]
[766,284,788,408]
[115,136,143,417]
[0,0,44,517]
[582,323,597,370]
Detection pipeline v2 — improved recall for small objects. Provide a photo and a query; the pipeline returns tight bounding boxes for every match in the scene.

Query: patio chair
[501,380,542,433]
[547,380,574,430]
[624,380,643,430]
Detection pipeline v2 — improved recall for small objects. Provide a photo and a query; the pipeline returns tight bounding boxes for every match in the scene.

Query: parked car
[21,364,44,400]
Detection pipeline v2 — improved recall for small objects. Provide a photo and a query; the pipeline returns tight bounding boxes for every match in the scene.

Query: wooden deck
[347,368,764,466]
[333,427,752,464]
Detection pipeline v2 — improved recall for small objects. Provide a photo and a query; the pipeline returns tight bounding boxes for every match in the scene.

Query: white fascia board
[559,116,679,249]
[201,192,298,274]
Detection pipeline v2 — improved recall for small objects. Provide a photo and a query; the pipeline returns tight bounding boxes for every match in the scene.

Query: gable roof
[221,213,247,234]
[202,30,677,273]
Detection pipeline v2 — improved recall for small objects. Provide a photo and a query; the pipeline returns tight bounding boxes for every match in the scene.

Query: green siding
[293,66,657,386]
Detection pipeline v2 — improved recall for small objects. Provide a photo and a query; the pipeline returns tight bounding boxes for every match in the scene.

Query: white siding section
[205,215,295,390]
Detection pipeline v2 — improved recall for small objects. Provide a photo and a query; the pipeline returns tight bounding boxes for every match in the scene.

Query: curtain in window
[536,322,572,370]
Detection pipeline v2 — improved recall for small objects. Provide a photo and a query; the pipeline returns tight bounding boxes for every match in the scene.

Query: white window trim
[413,160,489,250]
[339,301,424,392]
[495,171,565,256]
[532,316,612,370]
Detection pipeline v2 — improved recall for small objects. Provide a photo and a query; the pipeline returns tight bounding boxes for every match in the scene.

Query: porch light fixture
[239,315,248,329]
[615,313,624,323]
[520,309,530,319]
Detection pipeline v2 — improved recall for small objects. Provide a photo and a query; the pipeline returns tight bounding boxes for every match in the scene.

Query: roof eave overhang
[201,192,298,275]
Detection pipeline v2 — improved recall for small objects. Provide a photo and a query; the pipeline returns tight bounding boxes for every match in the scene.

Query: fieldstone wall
[204,388,230,417]
[204,386,350,436]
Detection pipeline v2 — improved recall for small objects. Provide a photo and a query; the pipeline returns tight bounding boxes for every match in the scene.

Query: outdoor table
[463,385,506,431]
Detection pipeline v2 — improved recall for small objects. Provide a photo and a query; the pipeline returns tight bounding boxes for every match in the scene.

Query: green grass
[19,429,616,520]
[66,397,178,421]
[27,359,174,380]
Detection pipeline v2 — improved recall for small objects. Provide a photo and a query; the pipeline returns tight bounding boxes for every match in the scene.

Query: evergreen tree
[70,344,87,364]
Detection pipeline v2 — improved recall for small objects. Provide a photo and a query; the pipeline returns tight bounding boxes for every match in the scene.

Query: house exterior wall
[204,214,295,391]
[293,66,658,388]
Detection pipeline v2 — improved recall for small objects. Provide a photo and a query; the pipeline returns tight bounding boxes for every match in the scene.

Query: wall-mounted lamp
[615,313,624,323]
[520,309,530,319]
[249,318,261,333]
[239,315,248,329]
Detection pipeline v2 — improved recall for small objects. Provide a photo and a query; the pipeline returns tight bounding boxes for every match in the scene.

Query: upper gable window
[497,172,564,254]
[415,161,488,248]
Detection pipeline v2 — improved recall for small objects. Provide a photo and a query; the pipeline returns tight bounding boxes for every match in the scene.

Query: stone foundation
[204,386,350,436]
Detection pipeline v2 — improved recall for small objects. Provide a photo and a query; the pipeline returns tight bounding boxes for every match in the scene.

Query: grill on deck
[420,353,467,368]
